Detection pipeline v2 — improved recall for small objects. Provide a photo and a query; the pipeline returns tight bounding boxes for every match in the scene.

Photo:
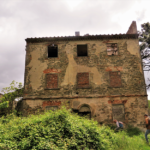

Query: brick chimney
[126,21,137,34]
[75,31,80,36]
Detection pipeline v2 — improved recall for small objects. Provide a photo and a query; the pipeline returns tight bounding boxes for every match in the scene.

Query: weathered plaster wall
[20,96,148,129]
[24,39,146,98]
[22,38,148,128]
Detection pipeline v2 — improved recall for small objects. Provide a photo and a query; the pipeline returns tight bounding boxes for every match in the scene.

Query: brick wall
[109,71,122,87]
[77,73,89,88]
[46,74,58,89]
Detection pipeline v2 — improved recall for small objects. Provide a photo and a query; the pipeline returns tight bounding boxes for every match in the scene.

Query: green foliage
[138,22,150,73]
[125,125,142,137]
[0,108,115,150]
[0,80,23,109]
[0,108,149,150]
[0,101,9,109]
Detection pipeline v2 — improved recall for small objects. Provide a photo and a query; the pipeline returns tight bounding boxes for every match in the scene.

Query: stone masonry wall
[22,38,148,128]
[24,39,146,98]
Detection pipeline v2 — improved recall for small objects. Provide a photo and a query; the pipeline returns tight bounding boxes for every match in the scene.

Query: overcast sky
[0,0,150,99]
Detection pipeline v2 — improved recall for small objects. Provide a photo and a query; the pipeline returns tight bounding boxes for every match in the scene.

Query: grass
[0,107,149,150]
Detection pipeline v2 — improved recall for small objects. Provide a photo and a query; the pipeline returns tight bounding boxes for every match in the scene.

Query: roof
[25,34,138,43]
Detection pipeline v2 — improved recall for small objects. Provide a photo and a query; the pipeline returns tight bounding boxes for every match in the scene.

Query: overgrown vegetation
[0,80,23,113]
[0,108,149,150]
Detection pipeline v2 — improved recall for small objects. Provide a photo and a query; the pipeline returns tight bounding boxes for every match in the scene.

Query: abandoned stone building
[22,21,148,128]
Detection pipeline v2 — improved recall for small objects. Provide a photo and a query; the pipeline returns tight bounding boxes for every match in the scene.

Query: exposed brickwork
[46,74,58,89]
[42,101,61,108]
[43,68,61,74]
[126,21,137,34]
[109,71,122,87]
[77,73,89,88]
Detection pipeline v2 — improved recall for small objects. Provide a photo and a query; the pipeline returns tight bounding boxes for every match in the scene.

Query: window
[77,73,89,88]
[112,104,125,121]
[46,74,58,89]
[77,44,88,56]
[107,43,118,55]
[109,71,122,87]
[48,44,58,57]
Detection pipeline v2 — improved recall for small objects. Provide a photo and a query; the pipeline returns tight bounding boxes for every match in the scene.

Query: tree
[0,80,24,110]
[138,22,150,88]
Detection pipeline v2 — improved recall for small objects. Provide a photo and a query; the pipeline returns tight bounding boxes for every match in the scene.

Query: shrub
[0,108,117,150]
[125,125,142,137]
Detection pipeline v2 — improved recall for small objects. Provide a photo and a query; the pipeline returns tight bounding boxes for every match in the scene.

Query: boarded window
[77,45,87,56]
[45,106,58,111]
[46,74,58,89]
[48,44,58,57]
[109,71,122,87]
[77,73,89,88]
[107,43,118,55]
[112,104,125,121]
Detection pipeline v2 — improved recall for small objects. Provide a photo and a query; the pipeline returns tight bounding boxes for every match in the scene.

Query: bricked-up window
[48,44,58,57]
[77,73,89,88]
[109,71,122,87]
[77,45,88,56]
[46,74,58,89]
[107,43,118,55]
[112,104,125,121]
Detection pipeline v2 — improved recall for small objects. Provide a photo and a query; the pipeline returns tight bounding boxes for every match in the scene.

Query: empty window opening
[78,105,91,119]
[107,43,118,55]
[72,105,91,119]
[48,44,58,57]
[77,45,87,56]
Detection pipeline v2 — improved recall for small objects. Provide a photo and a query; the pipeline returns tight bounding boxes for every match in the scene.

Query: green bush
[125,125,142,137]
[0,108,149,150]
[0,108,117,150]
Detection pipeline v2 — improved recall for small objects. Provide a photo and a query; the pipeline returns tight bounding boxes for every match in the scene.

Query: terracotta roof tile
[25,34,138,43]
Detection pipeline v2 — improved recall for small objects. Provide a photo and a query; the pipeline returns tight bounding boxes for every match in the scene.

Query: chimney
[126,21,137,34]
[75,31,80,36]
[84,33,89,36]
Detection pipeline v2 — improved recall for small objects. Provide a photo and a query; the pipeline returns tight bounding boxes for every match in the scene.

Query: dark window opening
[77,45,87,56]
[78,112,91,119]
[48,44,58,57]
[107,43,118,55]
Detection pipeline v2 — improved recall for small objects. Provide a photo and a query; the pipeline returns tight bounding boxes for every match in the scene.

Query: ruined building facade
[22,21,148,128]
